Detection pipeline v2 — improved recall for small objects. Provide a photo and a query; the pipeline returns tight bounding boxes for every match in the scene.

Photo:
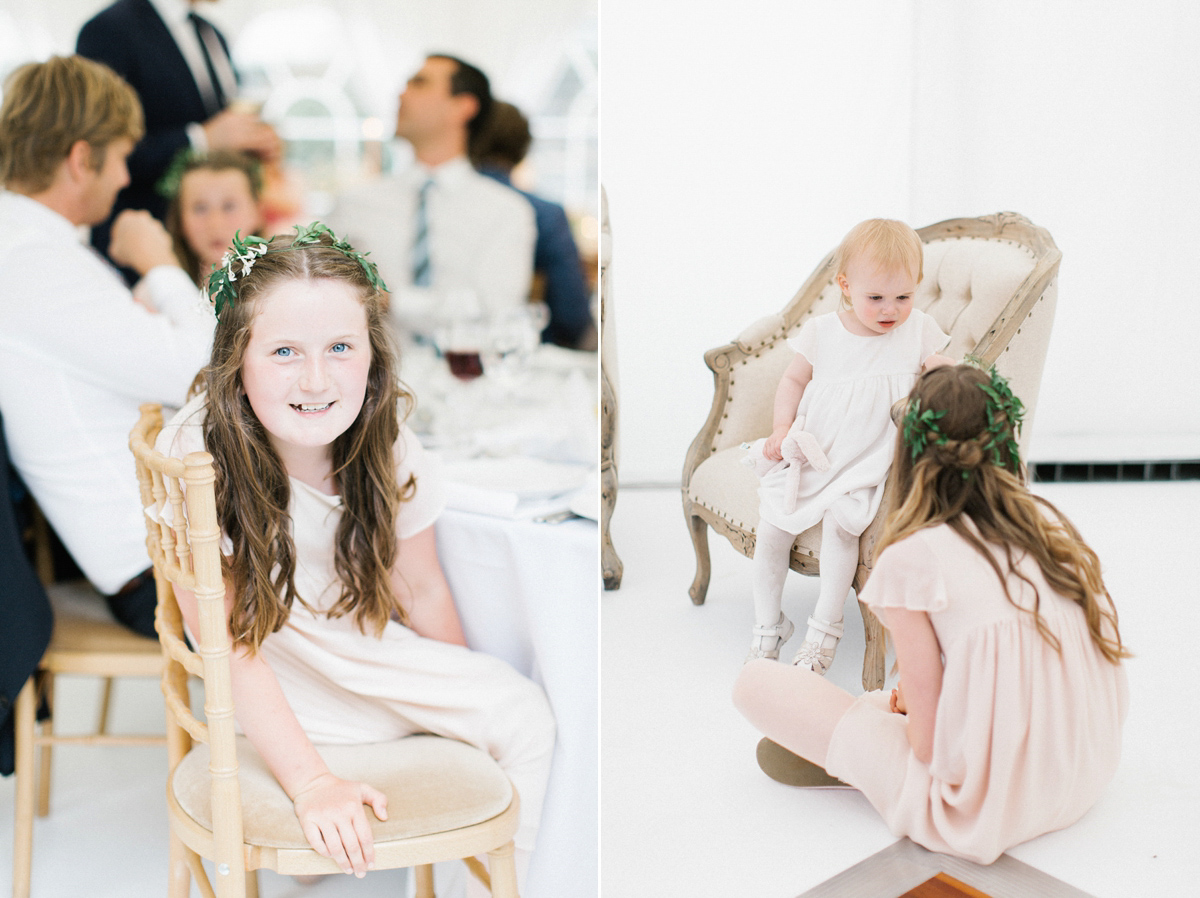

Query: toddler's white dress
[758,309,949,536]
[157,394,556,850]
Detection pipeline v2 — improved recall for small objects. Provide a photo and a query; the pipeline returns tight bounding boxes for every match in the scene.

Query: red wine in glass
[446,350,484,380]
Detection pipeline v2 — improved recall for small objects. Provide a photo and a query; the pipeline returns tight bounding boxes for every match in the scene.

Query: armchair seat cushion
[172,734,513,849]
[687,446,823,560]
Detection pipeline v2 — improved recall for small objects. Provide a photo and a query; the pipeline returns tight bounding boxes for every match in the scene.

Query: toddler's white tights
[753,512,860,649]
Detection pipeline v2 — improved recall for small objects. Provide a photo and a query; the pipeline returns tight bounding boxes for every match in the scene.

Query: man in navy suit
[77,0,279,268]
[471,101,597,350]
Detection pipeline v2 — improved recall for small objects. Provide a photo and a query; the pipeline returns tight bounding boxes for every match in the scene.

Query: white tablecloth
[436,509,598,898]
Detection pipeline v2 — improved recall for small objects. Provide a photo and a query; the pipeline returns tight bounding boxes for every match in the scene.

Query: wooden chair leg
[167,833,192,898]
[685,510,712,605]
[97,677,115,735]
[859,598,886,691]
[13,678,37,898]
[600,462,623,591]
[414,864,436,898]
[35,672,53,817]
[487,842,519,898]
[245,868,260,898]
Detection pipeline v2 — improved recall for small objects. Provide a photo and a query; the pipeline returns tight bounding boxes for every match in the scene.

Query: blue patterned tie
[412,178,433,287]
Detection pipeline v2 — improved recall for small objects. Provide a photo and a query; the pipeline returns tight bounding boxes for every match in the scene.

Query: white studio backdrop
[601,0,1200,485]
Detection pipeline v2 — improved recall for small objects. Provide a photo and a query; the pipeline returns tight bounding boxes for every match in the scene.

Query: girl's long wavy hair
[201,232,415,651]
[876,365,1128,664]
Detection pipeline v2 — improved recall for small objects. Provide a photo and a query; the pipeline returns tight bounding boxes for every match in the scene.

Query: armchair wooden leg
[13,677,36,898]
[858,598,886,692]
[685,510,712,605]
[600,461,623,590]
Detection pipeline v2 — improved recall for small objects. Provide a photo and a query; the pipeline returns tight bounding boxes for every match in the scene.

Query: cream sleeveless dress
[156,393,556,850]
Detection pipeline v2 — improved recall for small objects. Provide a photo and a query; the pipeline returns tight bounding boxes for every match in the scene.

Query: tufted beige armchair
[681,213,1061,689]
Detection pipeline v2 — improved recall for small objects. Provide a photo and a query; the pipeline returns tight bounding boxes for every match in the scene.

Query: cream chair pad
[172,734,513,849]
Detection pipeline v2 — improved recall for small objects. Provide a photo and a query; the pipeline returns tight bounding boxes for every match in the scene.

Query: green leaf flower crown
[154,147,264,200]
[206,222,389,321]
[901,357,1026,470]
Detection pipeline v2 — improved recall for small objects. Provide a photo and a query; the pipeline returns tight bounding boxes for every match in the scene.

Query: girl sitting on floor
[734,363,1128,864]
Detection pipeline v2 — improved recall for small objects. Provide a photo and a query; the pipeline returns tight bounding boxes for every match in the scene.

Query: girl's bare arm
[882,607,944,764]
[390,524,467,646]
[765,354,814,460]
[171,582,387,877]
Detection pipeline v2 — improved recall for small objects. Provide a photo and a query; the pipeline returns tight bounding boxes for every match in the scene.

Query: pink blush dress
[824,521,1129,864]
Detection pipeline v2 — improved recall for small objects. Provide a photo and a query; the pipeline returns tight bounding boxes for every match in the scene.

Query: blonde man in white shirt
[0,55,214,635]
[328,55,536,342]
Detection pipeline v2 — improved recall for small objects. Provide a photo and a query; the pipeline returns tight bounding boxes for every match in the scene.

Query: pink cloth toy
[742,424,831,515]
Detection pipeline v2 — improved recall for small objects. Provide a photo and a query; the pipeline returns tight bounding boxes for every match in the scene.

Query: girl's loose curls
[201,229,414,651]
[877,364,1129,665]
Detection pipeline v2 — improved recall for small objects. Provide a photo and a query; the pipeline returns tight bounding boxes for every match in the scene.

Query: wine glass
[484,303,549,398]
[433,290,487,381]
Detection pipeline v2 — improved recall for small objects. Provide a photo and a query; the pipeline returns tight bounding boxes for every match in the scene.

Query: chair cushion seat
[172,734,513,848]
[687,446,823,559]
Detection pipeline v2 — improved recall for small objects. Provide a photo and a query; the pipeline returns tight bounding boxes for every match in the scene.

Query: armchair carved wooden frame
[681,213,1061,690]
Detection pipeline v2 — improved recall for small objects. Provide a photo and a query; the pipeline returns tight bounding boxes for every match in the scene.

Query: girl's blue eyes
[273,344,350,357]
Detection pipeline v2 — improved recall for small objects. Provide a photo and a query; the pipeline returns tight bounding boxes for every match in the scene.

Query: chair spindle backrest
[129,403,248,895]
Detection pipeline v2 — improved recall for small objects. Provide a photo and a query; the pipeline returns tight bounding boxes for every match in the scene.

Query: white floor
[5,480,1199,897]
[602,481,1200,898]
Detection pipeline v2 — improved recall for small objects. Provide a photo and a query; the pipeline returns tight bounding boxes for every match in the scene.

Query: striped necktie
[412,178,433,287]
[188,12,227,115]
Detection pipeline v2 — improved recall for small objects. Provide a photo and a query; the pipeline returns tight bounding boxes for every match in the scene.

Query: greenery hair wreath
[206,222,389,321]
[901,356,1026,474]
[154,147,265,200]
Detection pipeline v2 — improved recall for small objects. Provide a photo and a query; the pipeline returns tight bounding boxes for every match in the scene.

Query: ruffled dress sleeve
[860,530,949,614]
[918,310,951,363]
[785,315,822,366]
[154,392,209,460]
[395,426,447,539]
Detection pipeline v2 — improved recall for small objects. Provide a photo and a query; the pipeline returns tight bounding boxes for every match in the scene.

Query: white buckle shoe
[746,612,794,662]
[791,616,844,676]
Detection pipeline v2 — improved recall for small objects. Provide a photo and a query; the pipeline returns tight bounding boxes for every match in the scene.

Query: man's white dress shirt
[328,156,536,339]
[0,191,214,593]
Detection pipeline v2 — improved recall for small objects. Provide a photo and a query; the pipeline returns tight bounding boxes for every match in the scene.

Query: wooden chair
[600,187,623,589]
[681,213,1061,689]
[129,403,522,898]
[11,526,164,898]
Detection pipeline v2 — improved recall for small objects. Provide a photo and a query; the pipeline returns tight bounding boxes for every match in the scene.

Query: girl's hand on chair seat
[890,683,908,715]
[292,773,388,877]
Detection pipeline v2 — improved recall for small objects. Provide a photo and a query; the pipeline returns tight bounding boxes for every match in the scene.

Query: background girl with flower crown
[155,224,556,889]
[734,363,1128,864]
